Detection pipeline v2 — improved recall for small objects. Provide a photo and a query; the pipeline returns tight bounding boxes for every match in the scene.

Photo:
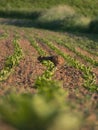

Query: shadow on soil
[0,18,98,45]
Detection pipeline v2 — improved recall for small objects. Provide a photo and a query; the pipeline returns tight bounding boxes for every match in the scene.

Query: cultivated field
[0,21,97,130]
[0,0,98,130]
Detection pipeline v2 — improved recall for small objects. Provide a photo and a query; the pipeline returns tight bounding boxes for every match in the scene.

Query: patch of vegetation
[0,9,41,19]
[88,18,98,33]
[41,29,98,56]
[0,0,98,17]
[28,36,56,82]
[0,80,82,130]
[0,37,23,81]
[55,38,98,66]
[0,32,8,39]
[0,1,98,129]
[36,5,90,32]
[37,37,97,92]
[0,0,98,34]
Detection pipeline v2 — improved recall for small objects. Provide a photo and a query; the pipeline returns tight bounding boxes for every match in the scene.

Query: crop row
[42,34,98,66]
[36,37,97,92]
[0,38,23,81]
[28,37,56,83]
[77,44,98,57]
[28,37,46,56]
[44,33,98,58]
[54,39,98,66]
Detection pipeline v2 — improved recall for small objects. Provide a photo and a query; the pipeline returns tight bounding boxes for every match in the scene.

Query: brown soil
[53,41,91,66]
[0,29,5,36]
[50,41,98,86]
[55,42,75,56]
[53,65,83,88]
[0,38,46,95]
[36,39,56,55]
[92,67,98,84]
[0,38,14,71]
[36,39,65,66]
[0,24,97,130]
[76,47,98,61]
[0,120,17,130]
[53,64,98,130]
[76,47,98,84]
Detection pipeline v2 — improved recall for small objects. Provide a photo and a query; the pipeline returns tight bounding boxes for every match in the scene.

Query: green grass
[1,0,98,33]
[0,0,98,18]
[0,0,98,17]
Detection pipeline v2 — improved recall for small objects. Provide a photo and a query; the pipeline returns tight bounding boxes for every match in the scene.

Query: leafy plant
[0,32,8,39]
[0,80,82,130]
[0,38,23,81]
[37,37,97,92]
[56,39,98,66]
